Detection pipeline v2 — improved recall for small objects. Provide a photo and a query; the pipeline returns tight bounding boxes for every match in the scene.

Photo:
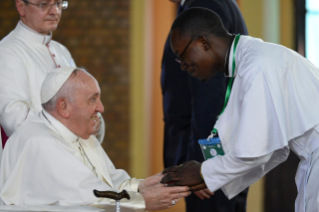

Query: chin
[80,134,91,140]
[48,25,58,32]
[46,22,59,30]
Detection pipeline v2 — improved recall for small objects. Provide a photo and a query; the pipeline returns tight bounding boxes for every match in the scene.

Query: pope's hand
[140,183,190,211]
[138,172,164,191]
[160,160,207,191]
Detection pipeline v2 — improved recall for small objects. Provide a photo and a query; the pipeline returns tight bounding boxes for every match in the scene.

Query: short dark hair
[171,7,228,39]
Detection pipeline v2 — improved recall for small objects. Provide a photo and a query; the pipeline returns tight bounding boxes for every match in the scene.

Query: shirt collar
[16,21,52,45]
[41,110,79,143]
[226,36,239,78]
[180,0,186,6]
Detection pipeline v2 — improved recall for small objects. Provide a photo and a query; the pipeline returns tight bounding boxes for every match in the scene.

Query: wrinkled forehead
[72,71,100,95]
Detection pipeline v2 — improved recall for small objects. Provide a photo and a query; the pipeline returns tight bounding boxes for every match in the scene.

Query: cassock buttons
[53,54,55,57]
[58,65,61,68]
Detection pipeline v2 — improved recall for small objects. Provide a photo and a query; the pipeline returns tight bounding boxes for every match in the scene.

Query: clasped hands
[161,160,214,200]
[161,160,207,191]
[138,161,213,210]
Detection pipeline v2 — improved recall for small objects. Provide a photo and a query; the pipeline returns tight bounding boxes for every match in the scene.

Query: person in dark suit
[161,0,249,211]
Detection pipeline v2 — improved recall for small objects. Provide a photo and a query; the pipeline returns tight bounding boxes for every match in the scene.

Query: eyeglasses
[175,35,201,65]
[23,1,68,11]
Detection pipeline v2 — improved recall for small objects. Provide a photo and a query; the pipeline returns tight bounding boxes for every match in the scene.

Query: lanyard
[210,34,241,138]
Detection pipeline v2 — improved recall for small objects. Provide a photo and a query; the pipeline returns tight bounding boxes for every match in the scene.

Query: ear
[200,36,211,51]
[57,98,70,118]
[16,0,26,17]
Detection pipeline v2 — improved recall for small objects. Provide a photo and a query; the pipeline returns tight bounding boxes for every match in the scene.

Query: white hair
[42,68,89,111]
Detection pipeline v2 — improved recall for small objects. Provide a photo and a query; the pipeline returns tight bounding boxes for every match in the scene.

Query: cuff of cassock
[201,158,225,193]
[129,178,144,192]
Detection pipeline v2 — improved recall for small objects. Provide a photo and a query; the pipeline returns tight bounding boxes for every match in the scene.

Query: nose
[96,98,104,113]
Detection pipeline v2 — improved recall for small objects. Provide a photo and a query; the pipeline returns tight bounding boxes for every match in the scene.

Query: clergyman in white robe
[199,36,319,212]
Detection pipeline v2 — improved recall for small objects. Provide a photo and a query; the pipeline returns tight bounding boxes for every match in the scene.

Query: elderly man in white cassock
[0,67,190,211]
[0,0,105,158]
[160,8,319,212]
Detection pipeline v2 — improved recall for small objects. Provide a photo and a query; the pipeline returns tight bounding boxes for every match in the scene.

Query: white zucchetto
[41,67,77,104]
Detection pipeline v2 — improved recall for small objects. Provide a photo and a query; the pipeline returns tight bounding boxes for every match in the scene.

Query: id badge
[198,137,225,160]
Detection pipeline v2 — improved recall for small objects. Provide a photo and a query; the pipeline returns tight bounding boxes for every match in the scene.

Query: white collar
[41,110,79,143]
[226,37,239,78]
[180,0,186,6]
[16,21,52,45]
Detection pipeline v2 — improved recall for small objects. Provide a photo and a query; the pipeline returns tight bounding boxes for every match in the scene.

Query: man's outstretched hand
[160,160,207,191]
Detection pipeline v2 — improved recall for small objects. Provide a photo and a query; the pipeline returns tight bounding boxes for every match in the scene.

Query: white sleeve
[0,47,31,136]
[201,146,289,199]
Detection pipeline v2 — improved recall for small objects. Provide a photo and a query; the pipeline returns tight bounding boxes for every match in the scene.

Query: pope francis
[0,67,190,211]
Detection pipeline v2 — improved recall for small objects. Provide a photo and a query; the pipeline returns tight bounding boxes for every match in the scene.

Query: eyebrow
[88,93,99,100]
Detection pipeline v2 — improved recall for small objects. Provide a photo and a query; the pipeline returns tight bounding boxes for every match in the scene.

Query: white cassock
[201,36,319,212]
[0,21,104,145]
[0,110,145,212]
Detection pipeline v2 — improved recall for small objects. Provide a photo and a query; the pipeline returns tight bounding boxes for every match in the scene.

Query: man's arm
[201,150,273,192]
[0,47,32,136]
[161,147,289,196]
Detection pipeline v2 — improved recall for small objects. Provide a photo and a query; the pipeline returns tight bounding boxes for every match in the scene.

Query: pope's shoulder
[7,113,60,148]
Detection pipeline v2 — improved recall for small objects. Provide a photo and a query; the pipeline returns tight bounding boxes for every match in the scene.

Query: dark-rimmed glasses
[175,35,202,65]
[22,1,68,11]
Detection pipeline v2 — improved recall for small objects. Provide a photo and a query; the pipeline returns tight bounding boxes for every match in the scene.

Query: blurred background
[1,0,318,211]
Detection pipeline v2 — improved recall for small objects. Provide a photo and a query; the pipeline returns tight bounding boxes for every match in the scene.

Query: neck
[46,109,65,124]
[49,110,89,140]
[222,34,234,60]
[47,110,73,134]
[210,34,233,74]
[20,19,51,35]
